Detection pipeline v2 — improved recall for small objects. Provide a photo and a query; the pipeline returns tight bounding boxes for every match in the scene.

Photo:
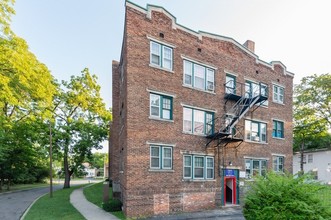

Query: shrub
[102,199,122,212]
[243,172,331,220]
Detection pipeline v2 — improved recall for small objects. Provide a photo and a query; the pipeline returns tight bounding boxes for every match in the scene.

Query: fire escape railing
[206,80,268,147]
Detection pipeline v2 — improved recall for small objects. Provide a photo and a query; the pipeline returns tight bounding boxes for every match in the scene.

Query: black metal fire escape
[206,80,268,149]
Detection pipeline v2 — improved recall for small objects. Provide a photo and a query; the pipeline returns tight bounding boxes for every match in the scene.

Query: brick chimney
[243,40,255,53]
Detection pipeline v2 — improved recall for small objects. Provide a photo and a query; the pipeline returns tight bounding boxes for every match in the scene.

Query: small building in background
[293,148,331,184]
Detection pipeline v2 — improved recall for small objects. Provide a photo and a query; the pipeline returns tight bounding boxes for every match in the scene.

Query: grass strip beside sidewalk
[23,185,87,220]
[84,182,125,220]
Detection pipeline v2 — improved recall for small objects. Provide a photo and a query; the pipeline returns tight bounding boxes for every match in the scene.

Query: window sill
[272,101,285,105]
[182,84,216,95]
[182,131,207,137]
[272,137,285,140]
[244,140,268,145]
[149,169,174,173]
[149,64,174,73]
[182,179,216,182]
[149,116,174,123]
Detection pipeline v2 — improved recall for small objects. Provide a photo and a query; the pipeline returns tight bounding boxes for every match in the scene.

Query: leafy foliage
[243,172,331,220]
[0,0,15,36]
[52,68,111,188]
[0,0,56,188]
[293,73,331,151]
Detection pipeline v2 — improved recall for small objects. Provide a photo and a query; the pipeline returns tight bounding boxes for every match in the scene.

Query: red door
[224,176,236,205]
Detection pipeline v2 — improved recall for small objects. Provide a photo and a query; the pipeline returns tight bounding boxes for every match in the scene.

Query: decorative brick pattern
[154,194,170,215]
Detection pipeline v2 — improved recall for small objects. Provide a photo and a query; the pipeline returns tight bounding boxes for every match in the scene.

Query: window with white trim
[245,120,267,143]
[183,155,214,180]
[150,41,173,70]
[245,159,267,178]
[273,85,284,104]
[183,60,215,92]
[150,93,173,120]
[273,156,284,172]
[272,120,284,138]
[150,145,172,170]
[183,107,214,135]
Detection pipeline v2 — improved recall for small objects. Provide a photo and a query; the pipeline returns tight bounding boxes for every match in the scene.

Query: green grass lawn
[24,185,86,220]
[83,182,126,220]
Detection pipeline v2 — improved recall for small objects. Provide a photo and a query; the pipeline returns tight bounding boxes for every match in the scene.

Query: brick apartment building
[111,1,294,218]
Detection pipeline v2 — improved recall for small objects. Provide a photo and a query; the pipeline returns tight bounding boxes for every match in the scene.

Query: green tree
[0,0,15,36]
[293,74,331,173]
[87,152,107,169]
[52,68,111,188]
[0,0,57,189]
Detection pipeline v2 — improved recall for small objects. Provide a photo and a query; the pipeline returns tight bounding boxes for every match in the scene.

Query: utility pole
[49,121,53,198]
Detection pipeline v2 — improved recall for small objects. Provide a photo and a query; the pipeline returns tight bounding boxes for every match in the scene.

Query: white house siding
[293,149,331,184]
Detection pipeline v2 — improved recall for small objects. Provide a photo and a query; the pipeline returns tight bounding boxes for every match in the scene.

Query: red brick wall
[111,3,294,218]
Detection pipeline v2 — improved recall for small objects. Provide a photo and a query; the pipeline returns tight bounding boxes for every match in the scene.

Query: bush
[102,199,122,212]
[243,172,331,220]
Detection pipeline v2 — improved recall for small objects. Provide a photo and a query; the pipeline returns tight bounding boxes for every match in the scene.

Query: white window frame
[150,41,173,71]
[183,60,215,92]
[273,156,284,172]
[183,107,214,135]
[183,155,214,180]
[245,120,267,143]
[150,145,173,170]
[245,159,267,178]
[183,155,192,178]
[149,93,173,120]
[273,84,284,104]
[206,157,214,179]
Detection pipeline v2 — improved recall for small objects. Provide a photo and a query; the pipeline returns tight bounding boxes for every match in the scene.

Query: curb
[20,193,47,220]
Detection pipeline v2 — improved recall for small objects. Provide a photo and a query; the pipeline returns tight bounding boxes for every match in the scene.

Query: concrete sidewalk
[70,187,119,220]
[144,206,245,220]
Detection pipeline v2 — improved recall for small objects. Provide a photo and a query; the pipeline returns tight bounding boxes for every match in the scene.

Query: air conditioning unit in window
[207,84,214,91]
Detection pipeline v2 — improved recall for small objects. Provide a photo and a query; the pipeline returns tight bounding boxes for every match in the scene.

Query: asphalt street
[0,185,63,220]
[0,179,99,220]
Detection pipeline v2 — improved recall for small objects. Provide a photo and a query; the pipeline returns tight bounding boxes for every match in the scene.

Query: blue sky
[11,0,331,110]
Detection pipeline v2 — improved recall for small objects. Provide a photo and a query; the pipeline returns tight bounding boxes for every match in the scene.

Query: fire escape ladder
[206,81,268,148]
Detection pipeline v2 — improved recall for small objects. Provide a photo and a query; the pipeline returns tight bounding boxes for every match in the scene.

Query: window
[150,93,173,120]
[150,41,173,70]
[245,120,267,143]
[150,145,173,170]
[245,81,259,98]
[245,159,267,178]
[245,81,268,106]
[308,154,313,163]
[273,85,284,104]
[183,107,214,135]
[225,74,236,94]
[272,120,284,138]
[183,155,214,180]
[183,60,215,92]
[273,156,284,172]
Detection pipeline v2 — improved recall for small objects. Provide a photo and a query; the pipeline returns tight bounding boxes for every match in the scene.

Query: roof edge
[126,1,294,77]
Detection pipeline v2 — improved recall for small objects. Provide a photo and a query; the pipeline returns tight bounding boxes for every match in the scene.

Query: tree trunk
[300,142,305,175]
[7,178,10,190]
[63,153,70,188]
[0,178,2,191]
